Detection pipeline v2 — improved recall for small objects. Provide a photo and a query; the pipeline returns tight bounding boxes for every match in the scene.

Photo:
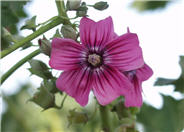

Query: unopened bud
[66,0,81,10]
[2,27,15,42]
[29,59,48,71]
[76,10,87,17]
[29,85,55,110]
[38,36,51,56]
[76,2,88,17]
[93,1,109,11]
[61,25,77,40]
[28,59,52,79]
[43,79,59,94]
[67,109,88,127]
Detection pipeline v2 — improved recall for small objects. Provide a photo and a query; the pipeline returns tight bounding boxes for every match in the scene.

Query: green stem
[55,0,65,17]
[99,105,112,132]
[0,17,63,59]
[55,0,74,26]
[60,94,67,109]
[1,49,40,84]
[37,16,58,27]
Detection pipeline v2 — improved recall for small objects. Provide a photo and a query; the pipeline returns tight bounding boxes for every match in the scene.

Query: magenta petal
[49,38,84,71]
[124,76,143,107]
[92,66,133,106]
[56,67,92,106]
[136,63,153,81]
[80,17,116,49]
[104,33,144,71]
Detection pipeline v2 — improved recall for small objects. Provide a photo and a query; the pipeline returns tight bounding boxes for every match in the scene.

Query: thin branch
[1,49,40,84]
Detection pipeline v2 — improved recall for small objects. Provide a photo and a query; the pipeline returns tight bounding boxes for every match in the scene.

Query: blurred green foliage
[1,83,107,132]
[138,95,184,132]
[1,1,28,50]
[146,56,184,132]
[131,1,171,12]
[155,56,184,93]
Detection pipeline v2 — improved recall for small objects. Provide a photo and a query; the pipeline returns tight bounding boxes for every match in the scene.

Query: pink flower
[124,64,153,107]
[49,17,144,107]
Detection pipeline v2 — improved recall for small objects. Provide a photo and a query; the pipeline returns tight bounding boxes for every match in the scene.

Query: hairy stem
[0,17,63,59]
[55,0,73,26]
[55,0,65,17]
[1,49,40,84]
[99,105,112,132]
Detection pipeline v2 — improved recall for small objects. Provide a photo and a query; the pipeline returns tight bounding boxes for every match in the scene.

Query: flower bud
[38,36,51,56]
[61,25,77,40]
[43,79,59,94]
[76,10,87,17]
[29,59,48,71]
[67,109,88,127]
[66,0,81,10]
[93,1,109,11]
[76,2,88,17]
[28,59,53,79]
[29,85,55,110]
[2,27,15,42]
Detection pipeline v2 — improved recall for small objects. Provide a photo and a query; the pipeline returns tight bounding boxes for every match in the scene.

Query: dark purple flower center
[88,53,101,67]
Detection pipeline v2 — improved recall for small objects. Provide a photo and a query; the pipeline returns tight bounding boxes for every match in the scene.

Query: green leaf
[154,56,184,93]
[179,56,184,76]
[137,95,184,132]
[131,1,170,12]
[173,76,184,93]
[20,16,37,31]
[51,29,62,39]
[154,77,175,86]
[1,1,28,50]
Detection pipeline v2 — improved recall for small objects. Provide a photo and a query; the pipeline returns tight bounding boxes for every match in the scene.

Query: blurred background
[1,0,184,132]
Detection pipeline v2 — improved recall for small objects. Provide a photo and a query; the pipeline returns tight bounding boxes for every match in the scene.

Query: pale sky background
[1,0,184,112]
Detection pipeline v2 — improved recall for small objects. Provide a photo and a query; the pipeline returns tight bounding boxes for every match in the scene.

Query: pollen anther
[88,54,101,66]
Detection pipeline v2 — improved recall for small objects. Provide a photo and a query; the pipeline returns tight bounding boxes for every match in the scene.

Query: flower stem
[59,94,67,109]
[55,0,65,17]
[0,17,63,59]
[1,49,40,84]
[99,105,112,132]
[55,0,74,27]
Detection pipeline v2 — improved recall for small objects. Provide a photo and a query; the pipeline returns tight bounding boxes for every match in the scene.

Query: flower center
[88,54,101,67]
